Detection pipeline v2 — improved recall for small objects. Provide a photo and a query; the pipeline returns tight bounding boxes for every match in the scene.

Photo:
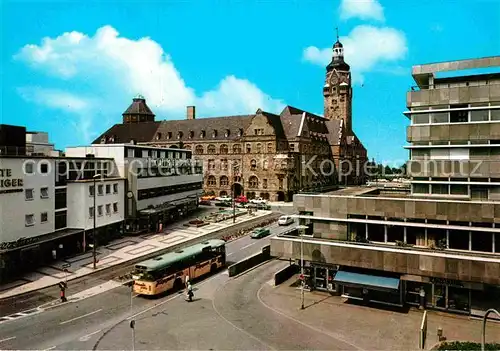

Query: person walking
[186,281,194,302]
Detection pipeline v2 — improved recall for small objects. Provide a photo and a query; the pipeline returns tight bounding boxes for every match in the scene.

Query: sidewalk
[0,210,273,300]
[260,277,500,350]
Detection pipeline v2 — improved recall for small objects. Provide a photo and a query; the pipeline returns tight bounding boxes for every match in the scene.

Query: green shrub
[437,341,500,350]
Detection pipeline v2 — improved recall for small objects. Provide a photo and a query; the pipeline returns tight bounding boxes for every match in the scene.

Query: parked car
[278,215,294,226]
[235,195,248,203]
[249,197,267,204]
[200,195,216,201]
[250,227,271,239]
[215,195,232,202]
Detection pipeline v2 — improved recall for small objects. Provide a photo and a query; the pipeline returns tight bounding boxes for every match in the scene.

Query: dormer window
[178,131,183,139]
[200,130,206,138]
[109,135,115,142]
[156,133,162,140]
[225,129,230,137]
[101,136,106,144]
[238,129,243,137]
[167,132,172,139]
[212,130,218,138]
[189,131,194,139]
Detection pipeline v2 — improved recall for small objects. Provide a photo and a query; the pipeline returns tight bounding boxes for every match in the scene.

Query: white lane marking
[256,285,363,350]
[42,346,56,351]
[59,309,103,325]
[0,336,16,343]
[79,329,102,341]
[127,271,224,320]
[240,243,255,251]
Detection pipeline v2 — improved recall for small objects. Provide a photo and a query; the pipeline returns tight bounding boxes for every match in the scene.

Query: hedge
[437,341,500,350]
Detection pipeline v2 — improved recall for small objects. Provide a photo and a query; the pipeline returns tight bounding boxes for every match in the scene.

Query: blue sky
[2,0,499,164]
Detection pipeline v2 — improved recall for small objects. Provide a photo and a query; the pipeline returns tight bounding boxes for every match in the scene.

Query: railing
[410,81,500,91]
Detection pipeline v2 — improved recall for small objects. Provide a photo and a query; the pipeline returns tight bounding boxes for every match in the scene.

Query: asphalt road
[0,220,295,350]
[0,205,290,317]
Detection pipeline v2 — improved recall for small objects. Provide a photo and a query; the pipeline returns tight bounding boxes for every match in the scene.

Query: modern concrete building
[65,143,203,234]
[271,56,500,316]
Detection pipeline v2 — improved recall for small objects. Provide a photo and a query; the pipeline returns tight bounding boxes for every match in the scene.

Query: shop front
[306,263,340,293]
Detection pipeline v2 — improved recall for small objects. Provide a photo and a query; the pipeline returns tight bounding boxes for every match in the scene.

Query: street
[0,220,297,350]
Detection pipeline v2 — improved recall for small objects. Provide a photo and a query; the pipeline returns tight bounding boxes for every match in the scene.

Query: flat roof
[412,55,500,87]
[0,155,113,160]
[76,143,190,152]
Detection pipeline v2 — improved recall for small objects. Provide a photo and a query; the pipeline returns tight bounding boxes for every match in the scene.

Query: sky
[2,0,499,165]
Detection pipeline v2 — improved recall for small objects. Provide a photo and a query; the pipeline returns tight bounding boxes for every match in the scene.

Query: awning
[334,270,400,291]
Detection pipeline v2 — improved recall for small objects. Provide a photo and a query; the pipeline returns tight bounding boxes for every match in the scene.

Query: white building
[65,143,203,233]
[25,131,59,156]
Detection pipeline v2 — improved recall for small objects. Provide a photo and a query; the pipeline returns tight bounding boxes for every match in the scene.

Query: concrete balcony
[271,235,500,285]
[407,122,500,143]
[407,84,500,108]
[407,159,500,178]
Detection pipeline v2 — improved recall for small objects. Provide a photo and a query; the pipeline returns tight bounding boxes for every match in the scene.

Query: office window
[25,163,34,174]
[97,205,103,216]
[40,187,49,198]
[106,184,111,194]
[98,185,104,195]
[89,185,95,196]
[491,107,500,121]
[40,163,49,174]
[25,188,34,201]
[412,114,429,124]
[25,214,35,226]
[412,184,429,194]
[89,207,94,218]
[106,204,111,215]
[41,212,48,222]
[113,202,118,213]
[113,183,118,193]
[470,104,489,122]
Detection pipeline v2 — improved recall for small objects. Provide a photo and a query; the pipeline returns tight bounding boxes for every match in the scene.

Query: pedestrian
[186,281,194,302]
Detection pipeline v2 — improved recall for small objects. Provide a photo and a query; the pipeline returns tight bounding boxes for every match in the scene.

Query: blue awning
[334,271,400,290]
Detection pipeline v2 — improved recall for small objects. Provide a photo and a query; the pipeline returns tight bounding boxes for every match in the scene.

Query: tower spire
[336,27,339,41]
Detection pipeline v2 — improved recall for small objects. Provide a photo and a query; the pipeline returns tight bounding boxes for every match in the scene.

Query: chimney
[187,106,196,120]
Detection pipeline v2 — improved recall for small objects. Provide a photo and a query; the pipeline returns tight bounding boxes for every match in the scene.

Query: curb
[0,212,279,303]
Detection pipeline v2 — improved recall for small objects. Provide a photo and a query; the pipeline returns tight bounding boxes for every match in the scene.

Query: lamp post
[92,173,102,270]
[297,225,308,310]
[482,308,500,351]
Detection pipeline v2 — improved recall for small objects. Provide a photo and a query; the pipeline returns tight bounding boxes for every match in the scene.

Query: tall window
[207,176,217,187]
[246,144,252,153]
[233,144,242,153]
[263,179,268,189]
[251,159,257,170]
[256,143,262,153]
[220,144,229,154]
[263,160,268,170]
[195,145,204,154]
[207,144,216,154]
[267,143,273,153]
[221,159,228,170]
[220,176,229,186]
[249,176,259,189]
[208,159,215,170]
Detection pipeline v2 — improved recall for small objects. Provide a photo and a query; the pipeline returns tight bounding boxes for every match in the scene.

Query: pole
[300,228,305,310]
[482,309,500,351]
[93,176,97,269]
[233,165,236,223]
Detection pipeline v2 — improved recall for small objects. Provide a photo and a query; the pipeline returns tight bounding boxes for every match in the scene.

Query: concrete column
[493,232,496,253]
[446,229,449,248]
[365,223,369,240]
[468,231,472,251]
[403,226,407,244]
[384,221,388,243]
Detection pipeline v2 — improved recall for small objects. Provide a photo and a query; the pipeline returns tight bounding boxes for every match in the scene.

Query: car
[249,197,267,204]
[215,195,232,202]
[200,195,216,201]
[278,215,294,226]
[250,227,271,239]
[235,195,248,203]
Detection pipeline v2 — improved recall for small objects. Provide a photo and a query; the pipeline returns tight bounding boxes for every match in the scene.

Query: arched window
[207,176,216,187]
[248,176,258,189]
[220,144,229,154]
[250,159,257,170]
[256,143,262,153]
[225,129,230,137]
[233,176,241,183]
[200,130,206,138]
[221,159,228,170]
[220,190,228,196]
[195,145,204,154]
[238,128,243,137]
[177,131,183,139]
[212,130,218,138]
[267,143,273,153]
[233,144,242,153]
[184,145,191,150]
[189,131,194,139]
[156,133,162,140]
[167,132,172,139]
[220,176,229,186]
[207,144,216,154]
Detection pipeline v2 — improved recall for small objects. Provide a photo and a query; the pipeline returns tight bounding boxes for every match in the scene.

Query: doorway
[232,183,243,197]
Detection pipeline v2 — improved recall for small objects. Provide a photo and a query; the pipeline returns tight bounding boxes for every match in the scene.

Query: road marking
[256,285,363,350]
[42,346,56,351]
[79,329,102,341]
[127,271,223,320]
[0,336,16,343]
[59,309,103,325]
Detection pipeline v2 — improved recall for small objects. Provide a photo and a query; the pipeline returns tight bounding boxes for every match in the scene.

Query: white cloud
[339,0,385,22]
[15,25,285,143]
[303,25,408,84]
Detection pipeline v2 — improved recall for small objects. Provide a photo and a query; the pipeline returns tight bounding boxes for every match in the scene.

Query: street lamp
[92,173,102,269]
[297,225,309,310]
[482,308,500,351]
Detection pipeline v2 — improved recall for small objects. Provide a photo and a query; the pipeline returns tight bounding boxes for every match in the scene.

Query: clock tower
[323,34,352,133]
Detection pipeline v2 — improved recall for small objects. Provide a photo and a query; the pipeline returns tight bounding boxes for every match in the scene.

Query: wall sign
[0,169,23,194]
